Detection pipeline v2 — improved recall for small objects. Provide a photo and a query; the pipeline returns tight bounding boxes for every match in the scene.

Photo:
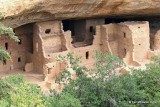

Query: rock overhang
[1,0,160,28]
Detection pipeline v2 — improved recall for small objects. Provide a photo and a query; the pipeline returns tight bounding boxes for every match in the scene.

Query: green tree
[0,75,45,107]
[44,91,82,107]
[56,52,86,83]
[91,50,124,81]
[62,52,160,107]
[0,13,19,62]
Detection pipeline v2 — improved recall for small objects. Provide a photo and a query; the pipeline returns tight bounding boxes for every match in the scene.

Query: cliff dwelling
[1,16,160,90]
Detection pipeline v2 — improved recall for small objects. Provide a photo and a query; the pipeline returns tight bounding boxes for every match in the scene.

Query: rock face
[1,0,160,28]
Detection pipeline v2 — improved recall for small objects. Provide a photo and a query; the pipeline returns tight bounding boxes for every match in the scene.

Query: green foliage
[0,75,45,107]
[56,52,86,83]
[62,52,160,107]
[132,56,160,106]
[0,48,11,61]
[103,74,148,107]
[0,23,19,42]
[44,92,82,107]
[0,13,19,42]
[64,77,106,107]
[62,51,125,107]
[1,52,160,107]
[64,75,147,107]
[0,13,19,62]
[0,13,4,19]
[146,55,160,71]
[92,50,124,81]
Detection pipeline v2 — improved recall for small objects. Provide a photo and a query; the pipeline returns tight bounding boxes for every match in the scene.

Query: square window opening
[45,29,51,34]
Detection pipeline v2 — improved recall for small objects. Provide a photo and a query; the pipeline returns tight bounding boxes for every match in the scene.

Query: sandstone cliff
[1,0,160,28]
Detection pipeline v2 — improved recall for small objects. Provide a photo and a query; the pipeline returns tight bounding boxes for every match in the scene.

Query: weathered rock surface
[1,0,160,28]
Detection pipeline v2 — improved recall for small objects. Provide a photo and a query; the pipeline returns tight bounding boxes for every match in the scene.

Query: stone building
[0,19,158,90]
[98,21,150,66]
[0,19,105,86]
[0,23,33,72]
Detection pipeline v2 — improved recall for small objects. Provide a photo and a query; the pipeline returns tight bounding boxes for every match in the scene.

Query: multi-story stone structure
[0,19,158,91]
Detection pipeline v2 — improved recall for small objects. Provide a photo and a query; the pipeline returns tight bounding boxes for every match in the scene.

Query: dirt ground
[0,69,44,84]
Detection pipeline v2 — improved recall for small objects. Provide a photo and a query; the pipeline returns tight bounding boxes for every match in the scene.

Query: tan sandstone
[1,0,160,28]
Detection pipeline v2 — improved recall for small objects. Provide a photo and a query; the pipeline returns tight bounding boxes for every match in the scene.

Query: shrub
[103,74,148,107]
[0,47,11,61]
[92,50,124,81]
[63,77,107,107]
[62,51,126,107]
[56,52,86,83]
[63,74,150,107]
[62,52,160,107]
[1,52,160,107]
[44,92,82,107]
[0,75,45,107]
[0,13,19,42]
[132,56,160,106]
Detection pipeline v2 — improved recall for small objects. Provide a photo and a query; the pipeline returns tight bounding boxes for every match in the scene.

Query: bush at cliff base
[0,75,82,107]
[1,54,160,107]
[61,55,160,107]
[43,92,82,107]
[62,70,160,107]
[0,75,45,107]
